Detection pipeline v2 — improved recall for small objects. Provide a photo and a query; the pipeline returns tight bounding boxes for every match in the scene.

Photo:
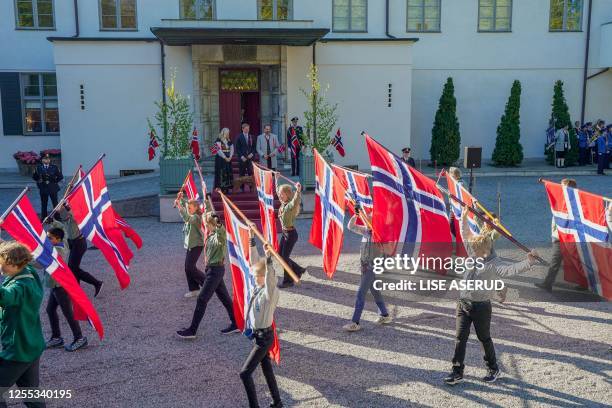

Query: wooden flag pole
[437,183,548,266]
[538,178,612,203]
[43,165,82,224]
[332,163,371,178]
[0,187,30,223]
[217,189,300,283]
[173,170,193,208]
[254,162,299,186]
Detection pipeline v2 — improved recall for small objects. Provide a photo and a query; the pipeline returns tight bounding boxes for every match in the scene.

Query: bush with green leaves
[301,64,338,154]
[430,77,461,166]
[492,80,523,166]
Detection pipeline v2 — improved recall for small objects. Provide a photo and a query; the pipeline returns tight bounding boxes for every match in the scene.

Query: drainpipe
[312,42,317,145]
[580,0,593,123]
[72,0,79,37]
[160,42,168,150]
[385,0,396,38]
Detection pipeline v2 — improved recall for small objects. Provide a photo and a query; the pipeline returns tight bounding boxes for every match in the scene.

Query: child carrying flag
[44,227,88,352]
[0,241,46,406]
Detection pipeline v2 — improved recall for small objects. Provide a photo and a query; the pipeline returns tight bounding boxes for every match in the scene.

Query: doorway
[219,68,261,140]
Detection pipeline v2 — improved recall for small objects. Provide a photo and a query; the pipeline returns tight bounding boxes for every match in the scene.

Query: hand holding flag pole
[43,165,83,224]
[173,171,193,209]
[253,162,298,186]
[437,183,548,266]
[216,189,300,284]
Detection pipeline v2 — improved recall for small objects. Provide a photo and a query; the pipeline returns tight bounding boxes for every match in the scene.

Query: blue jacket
[577,130,587,148]
[596,134,608,154]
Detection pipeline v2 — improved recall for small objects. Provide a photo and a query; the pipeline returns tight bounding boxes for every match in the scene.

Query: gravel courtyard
[2,175,611,407]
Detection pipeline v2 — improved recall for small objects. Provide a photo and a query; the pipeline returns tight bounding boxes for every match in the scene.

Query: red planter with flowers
[13,151,41,176]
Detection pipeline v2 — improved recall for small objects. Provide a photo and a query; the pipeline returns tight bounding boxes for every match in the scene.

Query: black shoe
[270,402,283,408]
[534,282,552,293]
[176,328,197,339]
[46,337,64,349]
[443,370,463,385]
[483,368,500,383]
[94,282,104,298]
[64,336,88,352]
[298,266,307,277]
[277,281,294,289]
[220,324,239,334]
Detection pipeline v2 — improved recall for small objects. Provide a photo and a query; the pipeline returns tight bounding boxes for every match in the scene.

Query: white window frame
[549,0,583,32]
[14,0,56,30]
[99,0,138,31]
[257,0,293,21]
[477,0,512,32]
[179,0,216,20]
[332,0,368,33]
[20,72,59,136]
[406,0,441,33]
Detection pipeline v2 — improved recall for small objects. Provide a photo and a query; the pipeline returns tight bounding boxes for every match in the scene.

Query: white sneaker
[376,315,393,325]
[184,290,199,298]
[343,322,361,332]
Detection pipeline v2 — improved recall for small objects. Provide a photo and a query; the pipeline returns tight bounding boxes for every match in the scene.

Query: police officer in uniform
[286,117,304,177]
[32,154,63,220]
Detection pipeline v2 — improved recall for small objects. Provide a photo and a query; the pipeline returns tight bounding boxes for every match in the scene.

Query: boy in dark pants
[45,228,88,352]
[444,213,538,385]
[0,241,46,407]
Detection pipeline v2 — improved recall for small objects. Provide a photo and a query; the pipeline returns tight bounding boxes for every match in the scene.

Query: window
[21,73,59,134]
[407,0,440,32]
[15,0,55,29]
[550,0,583,31]
[333,0,367,32]
[99,0,137,30]
[258,0,292,20]
[478,0,511,32]
[179,0,215,20]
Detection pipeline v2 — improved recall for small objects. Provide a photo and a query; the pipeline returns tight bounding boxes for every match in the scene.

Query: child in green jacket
[0,241,45,407]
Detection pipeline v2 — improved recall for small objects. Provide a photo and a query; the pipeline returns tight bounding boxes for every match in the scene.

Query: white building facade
[0,0,611,175]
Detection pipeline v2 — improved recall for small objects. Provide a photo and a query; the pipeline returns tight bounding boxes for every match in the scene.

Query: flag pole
[43,165,82,224]
[64,154,107,199]
[0,187,30,222]
[332,163,371,178]
[217,189,300,284]
[173,170,193,208]
[437,183,548,266]
[538,177,612,202]
[193,158,207,196]
[254,162,299,186]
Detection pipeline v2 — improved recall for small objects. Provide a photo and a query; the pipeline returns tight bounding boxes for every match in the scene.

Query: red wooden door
[243,92,261,138]
[219,91,241,139]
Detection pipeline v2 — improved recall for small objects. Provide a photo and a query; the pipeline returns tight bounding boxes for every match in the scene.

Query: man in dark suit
[32,154,63,220]
[401,147,416,168]
[235,122,255,192]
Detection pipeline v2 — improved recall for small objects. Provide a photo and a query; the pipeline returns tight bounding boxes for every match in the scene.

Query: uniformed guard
[286,117,304,177]
[32,154,63,220]
[277,182,306,288]
[401,147,416,167]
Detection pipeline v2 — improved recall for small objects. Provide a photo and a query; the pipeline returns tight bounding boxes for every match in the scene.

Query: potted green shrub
[148,78,194,194]
[300,64,339,189]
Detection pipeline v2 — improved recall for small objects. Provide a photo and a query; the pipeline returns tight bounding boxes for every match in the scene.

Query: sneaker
[270,402,283,408]
[299,266,308,277]
[220,324,239,334]
[46,337,64,349]
[277,281,294,289]
[64,337,88,352]
[534,282,553,293]
[376,315,393,325]
[443,370,464,385]
[176,328,197,339]
[483,368,500,383]
[343,322,361,332]
[94,282,104,298]
[184,290,199,298]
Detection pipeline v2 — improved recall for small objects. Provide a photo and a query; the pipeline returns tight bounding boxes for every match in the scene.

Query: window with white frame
[333,0,367,32]
[179,0,215,20]
[21,73,59,134]
[15,0,54,29]
[550,0,583,31]
[407,0,441,32]
[99,0,137,30]
[478,0,512,32]
[258,0,292,20]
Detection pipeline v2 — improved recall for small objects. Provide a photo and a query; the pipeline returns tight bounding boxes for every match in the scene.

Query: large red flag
[543,180,611,300]
[444,170,480,257]
[331,164,372,226]
[0,192,104,338]
[253,163,278,251]
[309,149,346,278]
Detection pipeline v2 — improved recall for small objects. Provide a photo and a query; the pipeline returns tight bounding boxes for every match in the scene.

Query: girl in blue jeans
[343,207,391,332]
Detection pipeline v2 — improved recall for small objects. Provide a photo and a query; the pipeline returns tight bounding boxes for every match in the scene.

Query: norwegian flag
[191,128,201,160]
[148,131,159,161]
[444,170,480,257]
[277,144,286,154]
[331,164,372,227]
[182,170,200,201]
[253,163,278,251]
[331,129,346,157]
[290,128,300,158]
[309,149,346,278]
[0,192,104,339]
[209,143,219,156]
[67,159,131,289]
[114,211,143,250]
[365,134,452,261]
[543,181,611,300]
[222,196,280,364]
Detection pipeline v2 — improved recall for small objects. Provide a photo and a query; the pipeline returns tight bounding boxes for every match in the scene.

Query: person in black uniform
[286,117,304,176]
[32,154,63,220]
[401,147,416,167]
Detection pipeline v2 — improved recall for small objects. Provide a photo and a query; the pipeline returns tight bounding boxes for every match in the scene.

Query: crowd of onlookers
[549,119,611,174]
